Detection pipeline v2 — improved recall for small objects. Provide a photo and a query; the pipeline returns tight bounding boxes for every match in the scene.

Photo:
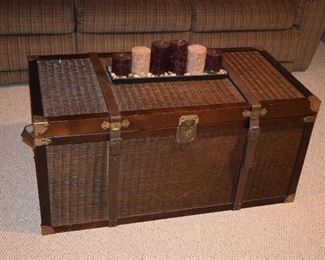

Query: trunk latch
[176,115,199,143]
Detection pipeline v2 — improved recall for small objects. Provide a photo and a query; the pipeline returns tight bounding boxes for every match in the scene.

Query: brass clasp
[176,115,199,143]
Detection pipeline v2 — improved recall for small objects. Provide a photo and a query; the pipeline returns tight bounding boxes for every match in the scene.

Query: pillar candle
[150,40,172,75]
[204,48,223,73]
[131,46,151,77]
[112,53,131,76]
[170,40,188,75]
[187,44,207,75]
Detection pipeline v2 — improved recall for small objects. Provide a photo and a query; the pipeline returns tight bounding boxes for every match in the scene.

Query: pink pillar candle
[186,44,207,75]
[131,46,151,76]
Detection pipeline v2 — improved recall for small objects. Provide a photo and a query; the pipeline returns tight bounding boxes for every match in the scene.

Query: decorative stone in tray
[106,66,228,85]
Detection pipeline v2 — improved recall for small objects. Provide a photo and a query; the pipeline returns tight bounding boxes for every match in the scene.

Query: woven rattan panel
[38,58,108,117]
[112,79,245,111]
[46,142,109,227]
[244,120,304,201]
[224,51,304,101]
[117,126,246,218]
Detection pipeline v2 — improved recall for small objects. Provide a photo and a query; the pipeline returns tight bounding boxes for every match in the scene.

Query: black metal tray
[106,67,228,85]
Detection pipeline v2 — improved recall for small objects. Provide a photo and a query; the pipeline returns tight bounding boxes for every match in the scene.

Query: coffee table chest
[22,48,320,234]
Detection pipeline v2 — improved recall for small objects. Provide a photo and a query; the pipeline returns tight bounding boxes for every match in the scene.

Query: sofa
[0,0,324,85]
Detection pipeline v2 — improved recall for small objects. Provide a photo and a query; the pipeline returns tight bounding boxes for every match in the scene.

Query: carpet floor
[0,43,324,260]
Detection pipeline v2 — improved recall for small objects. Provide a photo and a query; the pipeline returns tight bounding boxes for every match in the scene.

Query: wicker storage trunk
[22,48,320,235]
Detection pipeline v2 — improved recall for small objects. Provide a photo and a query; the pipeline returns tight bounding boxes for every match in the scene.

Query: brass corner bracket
[308,95,321,113]
[33,115,49,136]
[303,115,316,123]
[41,225,56,235]
[285,194,296,203]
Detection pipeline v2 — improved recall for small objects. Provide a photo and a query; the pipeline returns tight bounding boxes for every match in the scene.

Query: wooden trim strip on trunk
[242,196,286,208]
[36,99,314,139]
[42,194,289,234]
[90,53,121,227]
[28,58,44,116]
[117,204,233,225]
[261,98,316,118]
[34,147,51,227]
[287,121,315,198]
[42,221,109,235]
[223,60,262,210]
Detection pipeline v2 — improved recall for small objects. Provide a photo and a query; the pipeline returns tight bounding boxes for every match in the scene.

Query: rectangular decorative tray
[106,67,228,85]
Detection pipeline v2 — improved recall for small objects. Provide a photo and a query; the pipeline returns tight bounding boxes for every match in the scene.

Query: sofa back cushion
[75,0,192,33]
[191,0,297,32]
[0,0,74,35]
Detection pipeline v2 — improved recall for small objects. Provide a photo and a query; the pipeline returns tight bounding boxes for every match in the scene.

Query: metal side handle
[21,124,35,149]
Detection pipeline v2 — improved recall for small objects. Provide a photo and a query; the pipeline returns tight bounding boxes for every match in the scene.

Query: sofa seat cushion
[191,0,297,32]
[75,0,192,33]
[0,0,74,35]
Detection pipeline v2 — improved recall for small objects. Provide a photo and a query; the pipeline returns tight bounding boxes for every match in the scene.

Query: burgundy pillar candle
[112,53,131,76]
[204,48,223,73]
[150,40,172,75]
[170,40,188,75]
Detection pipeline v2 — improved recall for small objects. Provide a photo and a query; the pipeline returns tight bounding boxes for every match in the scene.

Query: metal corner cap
[41,225,56,235]
[308,95,321,113]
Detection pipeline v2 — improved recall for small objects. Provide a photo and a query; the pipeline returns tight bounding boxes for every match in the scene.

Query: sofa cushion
[191,0,297,32]
[75,0,192,33]
[0,0,74,35]
[0,34,76,71]
[77,32,190,53]
[191,29,298,62]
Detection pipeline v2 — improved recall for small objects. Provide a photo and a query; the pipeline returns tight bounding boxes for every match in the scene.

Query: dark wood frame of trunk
[27,48,318,234]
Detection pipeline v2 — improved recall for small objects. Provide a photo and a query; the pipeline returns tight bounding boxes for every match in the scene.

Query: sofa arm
[292,0,325,70]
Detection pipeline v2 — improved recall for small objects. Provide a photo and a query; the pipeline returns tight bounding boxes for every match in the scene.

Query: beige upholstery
[77,32,190,53]
[0,0,324,85]
[0,0,74,35]
[75,0,192,33]
[0,34,76,71]
[191,0,297,32]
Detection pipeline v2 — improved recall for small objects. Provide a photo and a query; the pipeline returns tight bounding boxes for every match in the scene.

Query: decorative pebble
[109,65,227,79]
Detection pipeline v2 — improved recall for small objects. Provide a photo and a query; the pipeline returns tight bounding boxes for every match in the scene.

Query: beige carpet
[0,43,324,260]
